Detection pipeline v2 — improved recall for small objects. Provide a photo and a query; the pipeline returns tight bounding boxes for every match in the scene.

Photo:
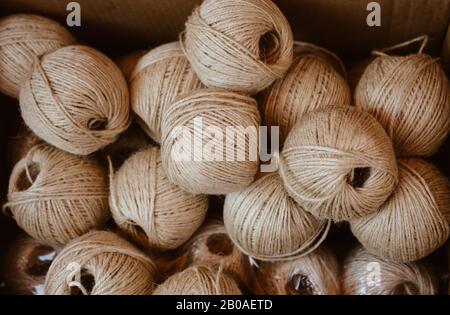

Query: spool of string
[7,124,43,168]
[161,88,260,195]
[110,146,209,250]
[130,42,204,142]
[3,144,110,246]
[279,105,398,221]
[116,50,146,82]
[252,247,340,295]
[20,44,130,155]
[350,158,450,263]
[0,14,76,98]
[355,36,450,157]
[153,265,242,295]
[181,0,293,94]
[2,234,59,295]
[342,246,437,295]
[261,41,351,142]
[44,231,158,295]
[224,173,330,261]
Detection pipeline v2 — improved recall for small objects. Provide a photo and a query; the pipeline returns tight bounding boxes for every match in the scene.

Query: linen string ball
[4,144,109,246]
[261,43,351,141]
[130,42,204,142]
[20,45,130,155]
[44,231,158,295]
[224,173,330,261]
[350,158,450,263]
[153,265,242,295]
[109,147,209,250]
[253,247,340,295]
[161,88,260,195]
[0,14,76,98]
[355,53,450,157]
[342,246,437,295]
[278,105,398,221]
[181,0,294,94]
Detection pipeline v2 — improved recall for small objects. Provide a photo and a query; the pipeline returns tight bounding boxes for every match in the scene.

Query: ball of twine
[224,173,330,261]
[3,144,110,246]
[355,53,450,157]
[342,246,437,295]
[279,105,398,221]
[181,0,293,94]
[350,158,450,263]
[20,45,131,155]
[109,147,209,250]
[261,42,351,142]
[253,247,340,295]
[161,88,260,195]
[130,42,204,142]
[44,231,158,295]
[0,14,76,99]
[153,265,242,295]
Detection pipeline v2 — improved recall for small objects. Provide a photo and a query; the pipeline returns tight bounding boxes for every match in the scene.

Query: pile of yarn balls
[0,0,449,295]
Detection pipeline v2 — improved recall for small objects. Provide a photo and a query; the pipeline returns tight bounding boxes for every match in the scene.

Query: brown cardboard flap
[442,22,450,72]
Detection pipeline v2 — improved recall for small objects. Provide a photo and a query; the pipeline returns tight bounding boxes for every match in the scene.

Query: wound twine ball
[44,231,158,295]
[3,234,58,295]
[4,144,109,246]
[161,88,260,195]
[116,50,146,81]
[224,173,330,261]
[181,0,294,94]
[253,247,340,295]
[355,53,450,157]
[350,158,450,263]
[279,105,398,221]
[0,14,76,99]
[261,43,351,142]
[130,42,204,142]
[110,147,209,250]
[342,246,437,295]
[153,265,242,295]
[20,45,130,155]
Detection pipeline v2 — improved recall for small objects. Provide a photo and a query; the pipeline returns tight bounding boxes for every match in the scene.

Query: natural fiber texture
[130,42,204,142]
[44,231,158,295]
[116,50,146,81]
[350,158,450,263]
[161,88,260,195]
[0,14,75,98]
[110,147,209,250]
[254,247,340,295]
[153,265,242,295]
[3,234,58,295]
[181,0,293,94]
[224,173,330,261]
[4,144,109,246]
[20,45,130,155]
[355,53,450,157]
[279,105,398,221]
[262,43,351,141]
[342,246,437,295]
[7,124,43,167]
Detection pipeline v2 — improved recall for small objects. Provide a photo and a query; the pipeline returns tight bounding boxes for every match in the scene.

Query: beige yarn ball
[130,42,204,142]
[4,144,109,246]
[161,88,260,195]
[253,247,340,295]
[181,0,293,94]
[261,43,351,141]
[20,45,130,155]
[44,231,158,295]
[110,147,209,250]
[153,265,242,295]
[224,173,330,261]
[342,246,437,295]
[355,53,450,157]
[279,105,398,221]
[350,158,450,263]
[0,14,75,98]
